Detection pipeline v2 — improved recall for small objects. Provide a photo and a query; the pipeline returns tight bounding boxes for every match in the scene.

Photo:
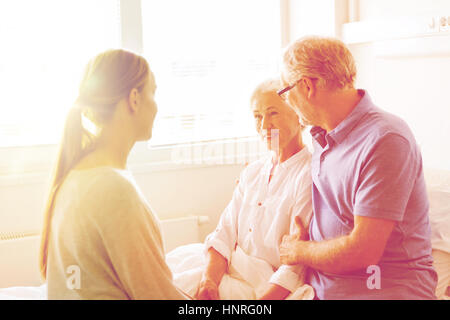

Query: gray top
[47,166,187,300]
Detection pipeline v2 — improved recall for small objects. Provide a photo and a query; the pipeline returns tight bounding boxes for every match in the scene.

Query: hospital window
[0,0,121,147]
[0,0,281,148]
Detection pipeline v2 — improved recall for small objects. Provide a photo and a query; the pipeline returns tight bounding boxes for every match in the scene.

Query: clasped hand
[280,216,308,265]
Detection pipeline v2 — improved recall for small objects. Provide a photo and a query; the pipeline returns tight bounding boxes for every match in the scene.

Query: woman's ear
[127,88,140,113]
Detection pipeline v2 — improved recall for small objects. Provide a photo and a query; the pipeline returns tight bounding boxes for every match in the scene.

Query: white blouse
[204,147,313,292]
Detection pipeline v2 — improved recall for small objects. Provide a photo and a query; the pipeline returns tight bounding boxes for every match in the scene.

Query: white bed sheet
[166,243,315,300]
[0,284,46,300]
[0,245,448,300]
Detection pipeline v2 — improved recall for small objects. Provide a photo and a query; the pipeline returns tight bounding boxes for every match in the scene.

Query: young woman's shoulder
[65,167,145,218]
[75,166,137,193]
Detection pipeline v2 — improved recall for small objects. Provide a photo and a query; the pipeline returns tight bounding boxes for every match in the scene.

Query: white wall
[0,163,244,243]
[132,164,243,241]
[287,0,347,41]
[345,0,450,171]
[358,0,450,20]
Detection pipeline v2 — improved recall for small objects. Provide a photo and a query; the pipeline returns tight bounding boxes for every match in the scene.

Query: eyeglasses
[277,80,300,100]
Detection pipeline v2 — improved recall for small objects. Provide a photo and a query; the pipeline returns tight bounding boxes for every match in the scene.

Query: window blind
[141,0,282,146]
[0,0,120,147]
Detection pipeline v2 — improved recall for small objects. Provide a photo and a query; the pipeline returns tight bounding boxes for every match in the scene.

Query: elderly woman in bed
[167,78,313,300]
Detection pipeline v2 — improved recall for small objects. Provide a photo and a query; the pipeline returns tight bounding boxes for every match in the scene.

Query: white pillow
[428,189,450,253]
[424,168,450,253]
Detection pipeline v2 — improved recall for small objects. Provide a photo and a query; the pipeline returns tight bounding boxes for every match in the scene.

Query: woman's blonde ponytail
[39,49,149,280]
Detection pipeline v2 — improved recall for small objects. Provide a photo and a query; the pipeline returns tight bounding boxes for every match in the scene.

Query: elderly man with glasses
[278,36,438,300]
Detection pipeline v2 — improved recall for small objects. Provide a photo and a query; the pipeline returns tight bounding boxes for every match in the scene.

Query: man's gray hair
[282,36,357,90]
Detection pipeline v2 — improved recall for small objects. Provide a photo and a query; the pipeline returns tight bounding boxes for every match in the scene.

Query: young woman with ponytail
[39,49,187,299]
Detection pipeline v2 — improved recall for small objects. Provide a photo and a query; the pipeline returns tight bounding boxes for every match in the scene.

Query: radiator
[160,215,209,253]
[0,215,209,288]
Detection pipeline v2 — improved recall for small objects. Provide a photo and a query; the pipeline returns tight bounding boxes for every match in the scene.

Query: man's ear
[127,88,139,113]
[300,77,316,100]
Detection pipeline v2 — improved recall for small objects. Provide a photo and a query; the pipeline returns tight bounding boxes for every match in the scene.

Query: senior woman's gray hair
[250,78,283,106]
[250,77,304,130]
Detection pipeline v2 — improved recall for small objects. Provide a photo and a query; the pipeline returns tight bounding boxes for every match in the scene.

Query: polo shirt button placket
[318,153,325,176]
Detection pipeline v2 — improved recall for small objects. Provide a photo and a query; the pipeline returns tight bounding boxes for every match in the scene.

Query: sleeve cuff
[354,204,404,222]
[203,235,232,265]
[269,265,303,293]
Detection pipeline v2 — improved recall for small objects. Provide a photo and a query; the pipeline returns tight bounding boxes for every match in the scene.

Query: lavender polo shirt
[306,90,438,300]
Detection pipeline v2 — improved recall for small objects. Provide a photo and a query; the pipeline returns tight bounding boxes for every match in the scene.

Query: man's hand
[281,215,396,274]
[196,277,219,300]
[280,216,308,265]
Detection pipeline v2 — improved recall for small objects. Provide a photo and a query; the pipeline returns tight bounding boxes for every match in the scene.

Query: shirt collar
[269,146,310,170]
[311,89,373,147]
[310,126,328,149]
